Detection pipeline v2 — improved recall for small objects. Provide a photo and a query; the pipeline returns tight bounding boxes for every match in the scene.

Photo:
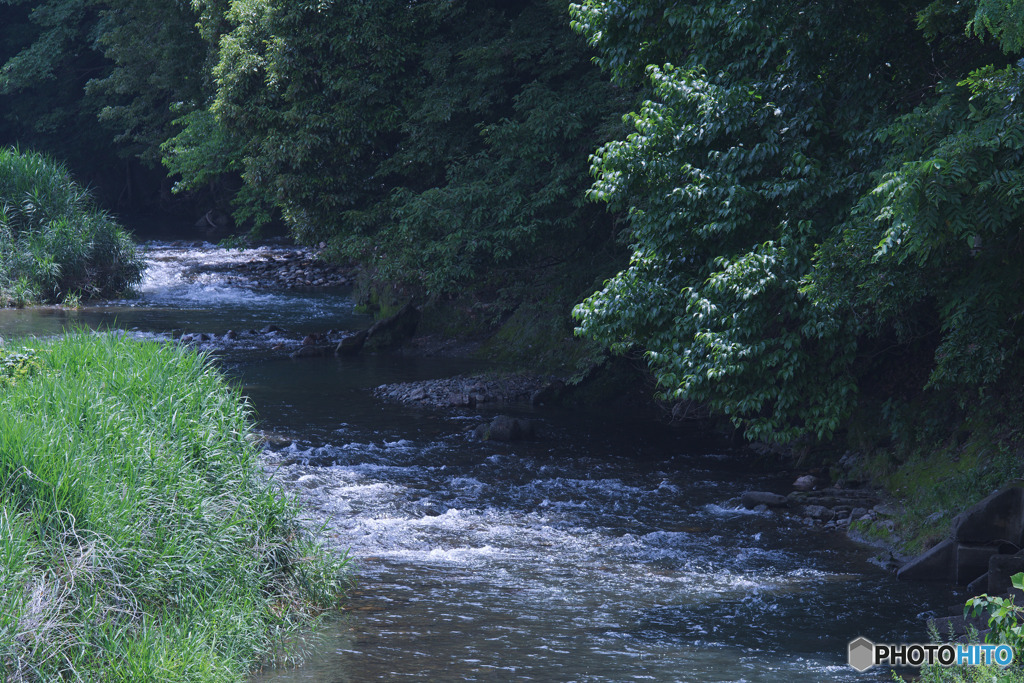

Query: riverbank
[0,333,349,681]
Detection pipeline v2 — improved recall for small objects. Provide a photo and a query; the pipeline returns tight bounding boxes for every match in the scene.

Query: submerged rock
[289,345,332,359]
[374,373,553,408]
[473,415,535,442]
[801,504,833,521]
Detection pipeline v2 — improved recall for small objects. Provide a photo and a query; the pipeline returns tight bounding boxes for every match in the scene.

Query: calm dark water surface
[0,242,957,682]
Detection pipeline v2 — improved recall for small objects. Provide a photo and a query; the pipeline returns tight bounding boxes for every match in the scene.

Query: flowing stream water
[0,242,959,682]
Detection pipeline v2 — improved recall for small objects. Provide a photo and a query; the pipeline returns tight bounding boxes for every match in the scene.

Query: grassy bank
[0,333,349,681]
[0,147,144,306]
[838,390,1024,557]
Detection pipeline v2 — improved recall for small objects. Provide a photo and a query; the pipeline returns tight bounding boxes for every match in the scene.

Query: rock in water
[740,491,788,509]
[793,475,819,491]
[363,302,421,351]
[290,345,332,359]
[336,329,368,356]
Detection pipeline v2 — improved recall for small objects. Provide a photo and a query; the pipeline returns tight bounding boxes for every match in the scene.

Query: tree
[164,0,628,294]
[810,10,1024,402]
[85,0,212,166]
[0,0,116,173]
[0,0,216,208]
[570,0,1017,442]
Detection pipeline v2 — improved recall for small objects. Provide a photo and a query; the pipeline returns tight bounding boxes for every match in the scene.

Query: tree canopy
[2,0,1023,443]
[569,0,1024,442]
[159,0,628,295]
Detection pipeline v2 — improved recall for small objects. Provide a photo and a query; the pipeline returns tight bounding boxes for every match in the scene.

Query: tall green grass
[0,147,144,306]
[0,333,349,681]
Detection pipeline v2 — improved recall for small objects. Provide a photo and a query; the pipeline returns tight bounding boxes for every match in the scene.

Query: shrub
[0,147,144,305]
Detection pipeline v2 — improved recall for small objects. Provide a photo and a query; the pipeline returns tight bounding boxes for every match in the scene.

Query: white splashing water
[128,242,357,325]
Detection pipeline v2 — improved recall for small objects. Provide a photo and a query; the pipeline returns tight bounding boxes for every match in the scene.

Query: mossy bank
[0,333,349,681]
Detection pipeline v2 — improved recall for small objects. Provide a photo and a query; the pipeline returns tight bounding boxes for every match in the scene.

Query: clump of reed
[0,147,144,306]
[0,333,349,681]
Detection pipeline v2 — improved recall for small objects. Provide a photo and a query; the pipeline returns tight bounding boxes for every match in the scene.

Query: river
[0,241,958,682]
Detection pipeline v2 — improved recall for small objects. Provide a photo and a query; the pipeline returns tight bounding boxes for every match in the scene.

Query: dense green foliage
[893,609,1024,682]
[965,572,1024,650]
[162,0,627,295]
[2,0,627,295]
[0,0,220,210]
[0,0,115,174]
[571,0,1024,442]
[0,147,143,305]
[899,667,1024,683]
[3,0,1024,447]
[0,334,348,680]
[0,348,39,388]
[0,0,210,167]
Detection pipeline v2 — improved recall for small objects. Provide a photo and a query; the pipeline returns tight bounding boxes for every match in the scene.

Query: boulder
[336,329,368,356]
[793,475,820,491]
[301,333,324,345]
[363,303,421,351]
[952,481,1024,546]
[475,415,534,442]
[740,491,788,509]
[289,345,332,359]
[450,393,472,407]
[801,504,833,521]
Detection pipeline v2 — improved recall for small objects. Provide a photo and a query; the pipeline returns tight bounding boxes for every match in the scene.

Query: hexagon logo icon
[848,637,875,672]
